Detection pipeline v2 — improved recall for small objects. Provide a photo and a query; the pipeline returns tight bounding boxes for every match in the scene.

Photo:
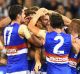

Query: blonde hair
[69,19,80,34]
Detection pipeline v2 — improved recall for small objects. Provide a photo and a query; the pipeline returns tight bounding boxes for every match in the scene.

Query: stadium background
[0,0,80,74]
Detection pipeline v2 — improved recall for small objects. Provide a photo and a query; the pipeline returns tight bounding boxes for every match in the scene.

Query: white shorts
[31,71,41,74]
[6,71,28,74]
[41,72,47,74]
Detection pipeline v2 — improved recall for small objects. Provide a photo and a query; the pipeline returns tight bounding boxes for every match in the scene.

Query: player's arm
[48,10,72,25]
[0,40,6,54]
[75,39,80,48]
[18,25,42,47]
[0,40,6,65]
[72,36,80,54]
[35,48,41,72]
[0,58,7,65]
[28,8,48,39]
[31,34,44,47]
[0,40,4,50]
[0,17,11,27]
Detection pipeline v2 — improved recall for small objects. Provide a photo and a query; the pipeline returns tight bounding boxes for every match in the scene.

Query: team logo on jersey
[7,49,17,54]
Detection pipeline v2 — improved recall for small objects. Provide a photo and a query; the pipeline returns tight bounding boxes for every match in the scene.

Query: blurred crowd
[0,0,80,19]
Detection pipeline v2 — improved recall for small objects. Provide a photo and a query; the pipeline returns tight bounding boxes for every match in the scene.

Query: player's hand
[75,38,80,46]
[34,61,41,73]
[72,37,80,53]
[0,58,7,65]
[48,10,58,14]
[36,8,48,16]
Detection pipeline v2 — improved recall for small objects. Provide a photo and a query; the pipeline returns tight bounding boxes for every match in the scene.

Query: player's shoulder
[19,24,27,28]
[62,32,71,37]
[19,24,28,31]
[39,30,47,35]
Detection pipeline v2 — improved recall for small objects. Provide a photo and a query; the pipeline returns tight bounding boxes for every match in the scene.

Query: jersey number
[53,35,64,54]
[4,27,13,45]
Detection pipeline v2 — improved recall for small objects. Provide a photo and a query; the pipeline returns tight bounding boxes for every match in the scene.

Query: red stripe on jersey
[5,43,27,50]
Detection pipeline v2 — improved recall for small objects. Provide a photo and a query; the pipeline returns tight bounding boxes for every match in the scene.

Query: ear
[17,14,21,19]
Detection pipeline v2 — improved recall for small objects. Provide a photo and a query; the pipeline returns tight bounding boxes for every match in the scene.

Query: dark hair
[8,5,23,20]
[24,6,39,17]
[50,14,64,29]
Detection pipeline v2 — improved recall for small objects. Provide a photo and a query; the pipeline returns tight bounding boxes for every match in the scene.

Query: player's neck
[54,28,62,33]
[72,32,78,38]
[11,20,20,25]
[47,26,54,32]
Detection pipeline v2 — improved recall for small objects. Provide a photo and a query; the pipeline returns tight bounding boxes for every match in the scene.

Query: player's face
[69,21,78,35]
[36,21,43,29]
[41,15,50,27]
[24,13,35,25]
[21,9,26,23]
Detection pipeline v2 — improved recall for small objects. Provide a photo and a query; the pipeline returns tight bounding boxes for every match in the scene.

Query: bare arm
[30,34,43,47]
[18,25,42,47]
[0,17,11,27]
[48,10,72,25]
[0,40,4,50]
[61,14,72,25]
[72,37,80,54]
[35,48,41,72]
[28,8,47,39]
[0,58,7,65]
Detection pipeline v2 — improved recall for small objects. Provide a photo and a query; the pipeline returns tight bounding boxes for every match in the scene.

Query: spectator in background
[71,0,80,18]
[65,10,73,19]
[17,0,24,6]
[24,0,33,8]
[40,0,50,9]
[0,0,6,6]
[40,0,60,10]
[64,0,79,18]
[0,0,8,18]
[49,0,60,10]
[10,0,17,6]
[10,0,24,6]
[57,4,65,14]
[63,0,72,10]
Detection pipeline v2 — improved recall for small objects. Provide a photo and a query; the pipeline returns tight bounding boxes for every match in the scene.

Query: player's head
[69,19,80,34]
[40,14,50,28]
[25,6,39,17]
[30,6,39,12]
[21,7,28,23]
[8,5,23,22]
[49,14,64,29]
[24,6,39,24]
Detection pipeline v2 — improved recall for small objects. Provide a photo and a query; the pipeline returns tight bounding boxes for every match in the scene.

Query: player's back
[4,23,27,46]
[4,23,28,73]
[44,31,72,74]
